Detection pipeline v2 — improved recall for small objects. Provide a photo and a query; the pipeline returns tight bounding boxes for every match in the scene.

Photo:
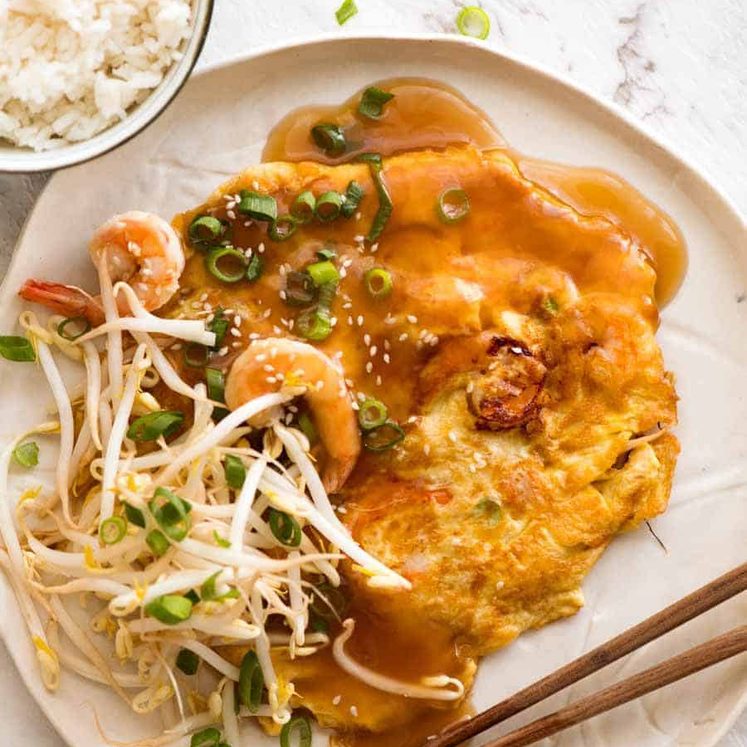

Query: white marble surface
[0,0,745,744]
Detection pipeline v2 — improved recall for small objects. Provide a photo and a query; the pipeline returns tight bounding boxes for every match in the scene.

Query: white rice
[0,0,192,151]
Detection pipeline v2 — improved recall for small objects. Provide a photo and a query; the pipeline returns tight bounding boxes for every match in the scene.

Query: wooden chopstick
[428,562,747,747]
[483,625,747,747]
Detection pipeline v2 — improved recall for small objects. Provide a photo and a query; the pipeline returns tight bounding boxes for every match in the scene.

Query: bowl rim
[0,0,215,174]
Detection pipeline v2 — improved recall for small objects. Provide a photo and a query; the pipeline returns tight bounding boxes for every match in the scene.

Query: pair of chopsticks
[427,562,747,747]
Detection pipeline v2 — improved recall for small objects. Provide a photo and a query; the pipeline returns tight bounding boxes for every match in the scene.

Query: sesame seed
[171,343,183,351]
[330,316,338,327]
[350,706,358,718]
[383,339,391,351]
[233,315,241,326]
[218,346,229,356]
[273,325,282,334]
[249,332,261,340]
[351,400,360,410]
[258,242,266,254]
[369,345,377,357]
[398,333,408,342]
[466,381,474,393]
[332,695,342,706]
[244,221,252,228]
[337,506,347,515]
[262,309,272,319]
[448,430,458,443]
[357,315,364,327]
[383,353,390,364]
[252,180,260,190]
[279,290,287,301]
[407,314,418,324]
[230,328,241,337]
[347,316,354,326]
[244,247,253,258]
[375,375,382,386]
[363,333,371,346]
[354,234,365,243]
[384,313,396,325]
[226,210,236,220]
[355,211,362,220]
[365,361,373,374]
[342,258,353,268]
[342,302,352,310]
[357,392,366,402]
[199,293,208,302]
[407,415,417,424]
[339,268,347,279]
[232,341,241,348]
[370,243,379,253]
[266,376,277,384]
[424,444,431,456]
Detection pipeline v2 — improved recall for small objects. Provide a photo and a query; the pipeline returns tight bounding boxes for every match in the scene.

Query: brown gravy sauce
[263,77,687,307]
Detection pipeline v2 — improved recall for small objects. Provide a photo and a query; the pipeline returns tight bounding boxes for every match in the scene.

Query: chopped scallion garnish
[357,153,393,242]
[206,246,248,284]
[437,187,470,223]
[188,215,224,246]
[127,411,184,442]
[340,180,365,218]
[362,420,405,451]
[57,316,91,341]
[145,594,193,625]
[0,335,35,362]
[335,0,358,25]
[246,253,264,282]
[208,308,229,349]
[238,650,264,712]
[149,487,192,541]
[306,260,340,286]
[224,454,246,489]
[268,509,302,547]
[206,367,226,404]
[12,441,39,468]
[456,5,491,39]
[363,267,393,298]
[311,123,346,157]
[316,246,337,261]
[99,516,127,545]
[291,191,316,223]
[297,412,317,445]
[269,215,298,242]
[284,271,318,307]
[183,343,210,368]
[315,191,343,222]
[358,86,394,120]
[358,398,388,430]
[237,190,277,222]
[176,648,200,676]
[190,728,221,747]
[473,497,502,525]
[280,715,312,747]
[296,309,332,341]
[124,502,145,528]
[146,529,170,557]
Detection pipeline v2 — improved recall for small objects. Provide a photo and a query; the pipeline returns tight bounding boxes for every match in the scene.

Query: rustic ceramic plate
[0,34,745,747]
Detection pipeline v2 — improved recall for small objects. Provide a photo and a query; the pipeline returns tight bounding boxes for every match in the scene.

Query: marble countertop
[0,0,744,744]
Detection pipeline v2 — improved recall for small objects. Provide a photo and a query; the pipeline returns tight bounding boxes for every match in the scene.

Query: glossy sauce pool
[173,78,688,747]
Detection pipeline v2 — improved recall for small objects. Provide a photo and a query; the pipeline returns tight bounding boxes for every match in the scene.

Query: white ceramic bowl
[0,0,213,173]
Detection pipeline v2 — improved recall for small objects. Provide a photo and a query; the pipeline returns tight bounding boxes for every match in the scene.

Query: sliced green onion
[291,191,316,223]
[238,190,277,222]
[183,343,210,368]
[357,153,393,242]
[335,0,357,25]
[57,316,91,341]
[541,296,559,315]
[358,86,395,120]
[238,650,264,712]
[340,180,365,218]
[317,280,338,312]
[149,487,192,541]
[310,582,349,621]
[473,497,502,525]
[284,271,318,307]
[280,715,312,747]
[297,412,317,445]
[99,516,127,545]
[127,411,184,442]
[183,589,200,605]
[146,529,170,557]
[176,648,200,676]
[208,308,229,348]
[316,246,337,261]
[456,5,491,39]
[145,594,193,625]
[269,215,297,242]
[213,531,231,549]
[364,267,393,298]
[268,509,302,547]
[12,441,39,468]
[191,727,221,747]
[206,246,247,284]
[246,253,264,282]
[188,215,224,245]
[306,260,340,286]
[311,123,346,157]
[224,454,246,489]
[124,502,145,528]
[363,420,405,451]
[0,336,35,362]
[296,307,332,342]
[315,191,343,222]
[358,398,388,430]
[200,569,238,601]
[437,187,470,223]
[206,367,225,403]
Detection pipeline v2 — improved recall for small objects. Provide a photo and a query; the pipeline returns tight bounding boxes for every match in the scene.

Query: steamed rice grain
[0,0,192,151]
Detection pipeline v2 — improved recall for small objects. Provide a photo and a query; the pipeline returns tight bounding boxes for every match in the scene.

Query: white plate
[1,34,745,747]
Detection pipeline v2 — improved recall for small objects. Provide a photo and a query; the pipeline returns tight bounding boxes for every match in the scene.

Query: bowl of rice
[0,0,213,172]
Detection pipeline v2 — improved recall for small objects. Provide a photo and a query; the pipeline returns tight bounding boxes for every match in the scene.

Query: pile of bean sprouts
[0,271,469,745]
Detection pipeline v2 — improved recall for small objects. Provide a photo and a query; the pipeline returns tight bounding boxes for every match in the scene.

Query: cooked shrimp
[225,338,361,493]
[19,211,184,325]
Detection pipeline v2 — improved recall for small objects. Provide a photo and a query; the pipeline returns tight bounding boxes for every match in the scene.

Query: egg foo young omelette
[4,79,683,747]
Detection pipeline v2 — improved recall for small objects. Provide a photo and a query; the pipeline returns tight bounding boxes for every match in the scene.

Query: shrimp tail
[18,279,106,326]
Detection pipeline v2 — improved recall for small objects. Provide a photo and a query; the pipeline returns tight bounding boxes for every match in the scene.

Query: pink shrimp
[19,211,184,325]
